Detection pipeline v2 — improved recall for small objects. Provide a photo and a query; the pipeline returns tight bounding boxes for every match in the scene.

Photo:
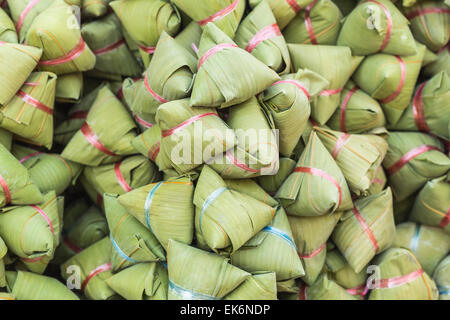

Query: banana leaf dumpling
[234,0,290,74]
[314,127,388,195]
[110,0,181,67]
[224,272,277,300]
[327,80,386,134]
[62,86,138,166]
[0,143,43,208]
[402,1,450,52]
[107,262,168,300]
[12,144,82,195]
[6,271,79,300]
[0,42,42,106]
[104,194,165,272]
[0,191,60,274]
[276,131,353,217]
[424,44,450,77]
[302,273,359,300]
[167,239,250,300]
[409,175,450,233]
[61,237,116,300]
[288,44,353,124]
[231,207,305,281]
[383,132,450,201]
[368,248,439,300]
[259,68,329,157]
[130,32,197,122]
[190,23,280,108]
[55,72,83,103]
[82,155,160,197]
[392,222,450,275]
[208,97,279,179]
[118,176,195,250]
[337,0,417,56]
[289,212,342,285]
[283,0,343,46]
[391,71,450,141]
[81,13,141,78]
[353,44,426,126]
[25,0,96,75]
[332,188,396,273]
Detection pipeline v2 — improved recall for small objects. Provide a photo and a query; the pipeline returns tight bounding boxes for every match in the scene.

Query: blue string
[199,187,228,234]
[144,182,164,232]
[110,233,137,263]
[169,281,220,300]
[262,226,297,251]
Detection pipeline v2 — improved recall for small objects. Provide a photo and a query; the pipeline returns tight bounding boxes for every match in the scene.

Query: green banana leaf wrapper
[259,68,329,157]
[393,222,450,275]
[104,194,165,272]
[424,44,450,77]
[79,174,105,208]
[54,82,107,146]
[172,0,246,38]
[288,212,342,285]
[0,7,16,43]
[0,143,43,207]
[0,128,12,150]
[332,188,396,273]
[156,99,236,174]
[433,255,450,300]
[0,72,56,149]
[325,249,367,299]
[283,0,343,46]
[82,155,160,198]
[194,165,275,254]
[131,124,172,171]
[190,23,280,108]
[368,248,439,300]
[234,0,290,75]
[302,273,358,300]
[410,175,450,233]
[61,237,116,300]
[81,14,141,78]
[209,97,279,179]
[276,131,353,217]
[327,80,386,134]
[224,272,277,300]
[315,127,388,195]
[231,207,305,281]
[54,204,108,264]
[167,239,250,300]
[81,0,112,19]
[107,262,168,300]
[175,21,202,57]
[110,0,181,67]
[0,42,42,106]
[12,145,82,196]
[118,176,194,250]
[131,32,197,122]
[383,132,450,201]
[0,191,60,274]
[6,270,79,300]
[249,0,315,30]
[62,86,138,166]
[258,157,296,195]
[423,46,438,66]
[353,43,425,127]
[55,72,83,103]
[288,44,353,124]
[26,0,96,75]
[337,0,417,56]
[402,1,450,52]
[7,0,52,42]
[391,71,450,141]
